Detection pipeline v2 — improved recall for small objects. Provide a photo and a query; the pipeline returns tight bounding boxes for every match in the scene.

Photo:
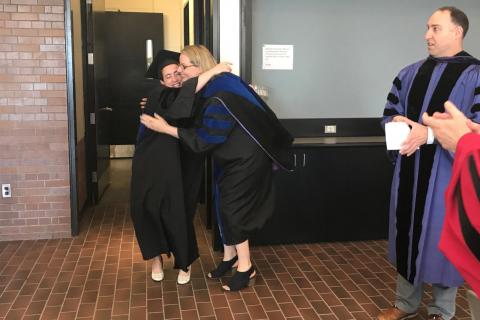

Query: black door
[85,0,110,202]
[85,3,164,203]
[103,12,164,145]
[301,146,391,242]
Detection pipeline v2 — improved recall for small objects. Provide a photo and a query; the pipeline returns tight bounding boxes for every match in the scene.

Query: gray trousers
[395,275,457,319]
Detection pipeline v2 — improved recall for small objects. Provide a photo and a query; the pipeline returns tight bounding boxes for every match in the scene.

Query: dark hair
[438,6,469,38]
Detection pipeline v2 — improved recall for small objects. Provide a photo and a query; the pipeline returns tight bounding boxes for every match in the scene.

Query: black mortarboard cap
[145,49,180,79]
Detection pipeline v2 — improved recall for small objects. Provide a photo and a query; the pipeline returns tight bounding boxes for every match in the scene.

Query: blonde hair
[181,45,217,72]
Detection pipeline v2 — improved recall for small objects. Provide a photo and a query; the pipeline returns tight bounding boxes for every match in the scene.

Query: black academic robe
[130,79,203,271]
[178,74,293,245]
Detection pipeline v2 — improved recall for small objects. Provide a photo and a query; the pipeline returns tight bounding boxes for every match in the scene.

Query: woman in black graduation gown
[130,50,231,284]
[141,45,293,291]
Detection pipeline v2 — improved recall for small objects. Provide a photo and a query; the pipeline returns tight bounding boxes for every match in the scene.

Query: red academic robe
[439,132,480,296]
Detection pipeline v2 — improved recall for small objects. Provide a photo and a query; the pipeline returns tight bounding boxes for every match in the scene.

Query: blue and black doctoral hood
[203,73,294,171]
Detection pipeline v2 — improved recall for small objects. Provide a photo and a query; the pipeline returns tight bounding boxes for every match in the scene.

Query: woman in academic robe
[141,45,293,291]
[130,49,231,284]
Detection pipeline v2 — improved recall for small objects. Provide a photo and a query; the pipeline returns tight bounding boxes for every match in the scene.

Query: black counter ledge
[293,136,386,147]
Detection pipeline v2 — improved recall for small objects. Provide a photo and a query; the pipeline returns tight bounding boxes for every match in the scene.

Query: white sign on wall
[262,44,294,70]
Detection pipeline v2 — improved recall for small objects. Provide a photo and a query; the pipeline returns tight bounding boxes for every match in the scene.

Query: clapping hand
[422,101,474,152]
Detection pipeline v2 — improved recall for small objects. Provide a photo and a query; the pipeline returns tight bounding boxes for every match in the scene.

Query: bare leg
[151,255,164,281]
[222,240,256,291]
[234,240,251,271]
[223,244,237,262]
[152,256,162,272]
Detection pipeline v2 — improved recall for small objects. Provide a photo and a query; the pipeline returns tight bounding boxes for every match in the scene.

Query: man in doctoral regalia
[378,6,480,320]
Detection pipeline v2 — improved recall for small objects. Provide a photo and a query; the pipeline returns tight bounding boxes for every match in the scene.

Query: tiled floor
[0,160,473,319]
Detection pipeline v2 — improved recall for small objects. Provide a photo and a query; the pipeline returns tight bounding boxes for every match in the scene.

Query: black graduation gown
[130,79,203,270]
[178,74,293,245]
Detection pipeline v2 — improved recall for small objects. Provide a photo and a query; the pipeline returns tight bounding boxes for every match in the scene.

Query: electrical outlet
[324,125,336,134]
[2,184,11,198]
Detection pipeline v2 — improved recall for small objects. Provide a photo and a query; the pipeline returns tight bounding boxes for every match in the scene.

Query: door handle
[302,153,306,167]
[293,154,297,167]
[98,107,113,112]
[146,39,153,69]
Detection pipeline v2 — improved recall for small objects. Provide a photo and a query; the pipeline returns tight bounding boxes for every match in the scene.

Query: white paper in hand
[385,122,411,150]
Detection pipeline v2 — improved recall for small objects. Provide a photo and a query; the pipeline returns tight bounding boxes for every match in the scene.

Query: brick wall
[0,0,71,240]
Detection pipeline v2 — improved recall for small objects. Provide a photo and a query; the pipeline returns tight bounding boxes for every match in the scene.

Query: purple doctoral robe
[382,51,480,287]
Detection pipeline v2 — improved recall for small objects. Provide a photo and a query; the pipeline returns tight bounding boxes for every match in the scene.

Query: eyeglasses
[179,63,197,69]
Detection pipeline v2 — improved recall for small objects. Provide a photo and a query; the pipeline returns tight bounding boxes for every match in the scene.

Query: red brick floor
[0,160,473,319]
[0,204,473,320]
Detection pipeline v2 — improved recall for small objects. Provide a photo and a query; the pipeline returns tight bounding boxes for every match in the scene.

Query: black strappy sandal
[207,256,238,279]
[222,265,256,292]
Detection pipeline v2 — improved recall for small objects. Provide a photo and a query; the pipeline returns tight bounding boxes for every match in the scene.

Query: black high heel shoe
[222,265,256,291]
[207,256,238,279]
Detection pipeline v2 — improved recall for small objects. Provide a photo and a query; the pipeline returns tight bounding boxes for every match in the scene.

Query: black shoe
[222,265,256,292]
[207,256,238,279]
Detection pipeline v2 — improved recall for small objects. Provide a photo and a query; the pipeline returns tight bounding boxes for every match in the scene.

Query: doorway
[68,0,219,235]
[83,3,166,202]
